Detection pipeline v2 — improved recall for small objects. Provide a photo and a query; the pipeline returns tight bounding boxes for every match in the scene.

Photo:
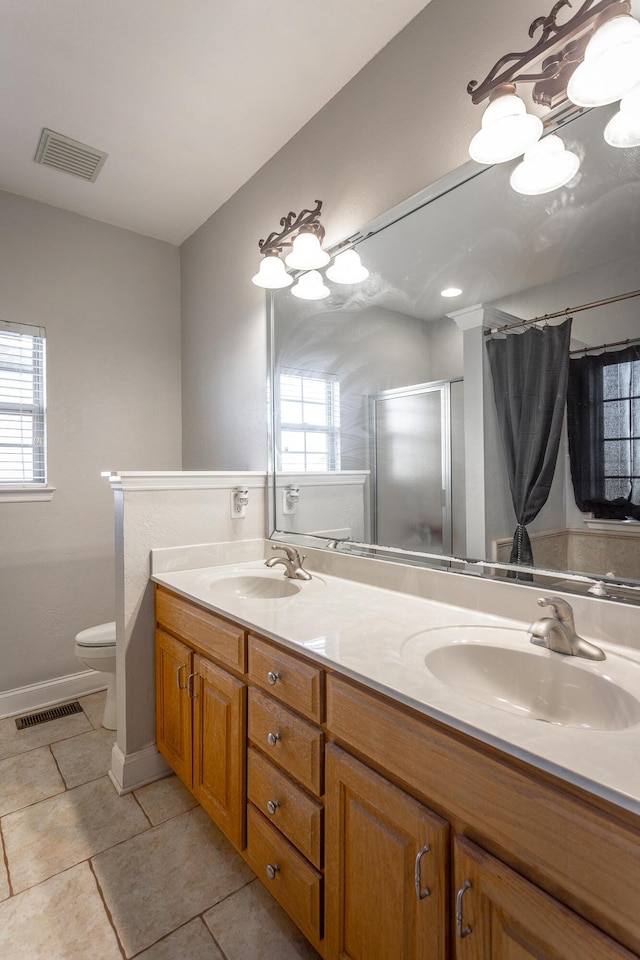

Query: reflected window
[602,359,640,502]
[278,370,340,471]
[0,321,47,487]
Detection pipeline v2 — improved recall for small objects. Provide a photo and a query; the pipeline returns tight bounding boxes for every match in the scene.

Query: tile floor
[0,692,321,960]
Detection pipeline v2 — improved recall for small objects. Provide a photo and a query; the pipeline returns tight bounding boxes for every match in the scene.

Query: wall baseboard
[0,669,106,720]
[109,741,171,795]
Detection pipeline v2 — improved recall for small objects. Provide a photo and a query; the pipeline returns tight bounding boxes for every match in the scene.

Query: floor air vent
[34,128,108,182]
[15,701,83,730]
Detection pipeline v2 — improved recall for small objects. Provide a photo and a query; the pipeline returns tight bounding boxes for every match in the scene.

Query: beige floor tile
[3,776,149,892]
[134,774,198,825]
[0,745,65,817]
[0,711,92,761]
[93,806,253,957]
[80,691,107,730]
[204,879,321,960]
[51,727,115,789]
[0,861,122,959]
[136,918,224,960]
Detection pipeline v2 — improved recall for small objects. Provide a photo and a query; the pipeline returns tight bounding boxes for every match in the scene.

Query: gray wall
[180,0,533,470]
[0,191,181,695]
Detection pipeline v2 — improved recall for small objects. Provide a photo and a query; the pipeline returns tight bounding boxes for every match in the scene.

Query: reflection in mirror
[270,103,640,601]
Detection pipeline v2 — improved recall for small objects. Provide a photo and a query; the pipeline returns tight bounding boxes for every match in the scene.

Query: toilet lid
[75,621,116,646]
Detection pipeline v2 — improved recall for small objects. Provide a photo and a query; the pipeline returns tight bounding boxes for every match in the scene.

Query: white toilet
[74,621,117,730]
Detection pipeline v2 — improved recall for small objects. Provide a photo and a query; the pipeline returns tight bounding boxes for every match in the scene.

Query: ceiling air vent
[34,128,108,182]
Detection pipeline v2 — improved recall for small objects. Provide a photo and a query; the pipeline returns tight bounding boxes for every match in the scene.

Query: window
[0,320,47,489]
[602,358,640,503]
[567,345,640,519]
[278,370,340,471]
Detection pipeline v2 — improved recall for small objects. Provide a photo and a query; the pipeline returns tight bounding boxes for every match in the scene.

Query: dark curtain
[567,343,640,520]
[486,319,572,567]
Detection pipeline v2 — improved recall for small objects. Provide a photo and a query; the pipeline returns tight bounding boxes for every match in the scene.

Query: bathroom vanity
[152,557,640,959]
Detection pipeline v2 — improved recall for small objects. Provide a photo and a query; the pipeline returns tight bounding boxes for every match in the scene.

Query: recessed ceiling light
[441,287,462,298]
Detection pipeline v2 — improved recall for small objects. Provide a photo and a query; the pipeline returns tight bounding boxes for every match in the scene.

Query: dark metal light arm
[258,200,325,256]
[467,0,631,107]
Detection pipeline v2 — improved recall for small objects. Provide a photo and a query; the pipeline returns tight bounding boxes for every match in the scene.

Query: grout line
[197,910,232,960]
[48,743,68,790]
[130,790,153,829]
[0,818,14,899]
[88,858,128,960]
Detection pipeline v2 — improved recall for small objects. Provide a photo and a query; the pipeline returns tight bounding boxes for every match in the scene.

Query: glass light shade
[284,231,330,269]
[325,249,369,284]
[291,270,330,300]
[567,15,640,107]
[604,83,640,147]
[251,253,293,289]
[469,92,543,164]
[510,135,580,196]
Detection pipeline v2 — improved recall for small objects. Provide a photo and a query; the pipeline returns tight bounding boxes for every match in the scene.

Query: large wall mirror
[269,103,640,602]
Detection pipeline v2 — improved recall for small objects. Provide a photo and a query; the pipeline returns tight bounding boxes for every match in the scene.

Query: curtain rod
[570,334,640,356]
[484,288,640,336]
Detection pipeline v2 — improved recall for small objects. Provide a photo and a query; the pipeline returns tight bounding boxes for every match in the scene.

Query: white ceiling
[1,0,431,245]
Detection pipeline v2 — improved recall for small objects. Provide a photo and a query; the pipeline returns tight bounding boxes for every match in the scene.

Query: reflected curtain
[486,319,572,567]
[567,343,640,519]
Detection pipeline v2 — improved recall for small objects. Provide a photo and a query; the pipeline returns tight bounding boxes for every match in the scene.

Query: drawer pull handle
[267,670,281,685]
[456,880,472,939]
[266,800,280,816]
[266,863,280,881]
[267,731,281,747]
[176,664,187,690]
[414,844,431,900]
[186,672,198,699]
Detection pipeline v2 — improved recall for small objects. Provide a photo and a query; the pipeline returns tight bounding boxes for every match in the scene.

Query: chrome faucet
[265,544,312,580]
[528,597,605,661]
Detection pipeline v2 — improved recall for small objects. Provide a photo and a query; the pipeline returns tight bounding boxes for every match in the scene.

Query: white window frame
[277,369,341,472]
[0,319,54,502]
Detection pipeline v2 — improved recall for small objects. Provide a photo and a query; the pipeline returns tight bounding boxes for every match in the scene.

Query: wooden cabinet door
[325,744,449,960]
[453,836,638,960]
[155,629,193,788]
[193,653,247,850]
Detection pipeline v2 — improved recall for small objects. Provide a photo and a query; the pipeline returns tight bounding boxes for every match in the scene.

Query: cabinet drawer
[248,635,324,722]
[246,803,323,946]
[248,688,324,796]
[156,586,246,673]
[247,746,323,869]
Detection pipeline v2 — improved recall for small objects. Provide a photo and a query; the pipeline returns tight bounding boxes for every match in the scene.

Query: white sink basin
[206,570,324,601]
[402,625,640,731]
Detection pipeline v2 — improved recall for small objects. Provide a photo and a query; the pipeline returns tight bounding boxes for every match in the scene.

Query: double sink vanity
[151,544,640,959]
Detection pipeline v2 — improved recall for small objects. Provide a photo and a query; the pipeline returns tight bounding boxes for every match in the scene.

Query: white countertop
[151,558,640,817]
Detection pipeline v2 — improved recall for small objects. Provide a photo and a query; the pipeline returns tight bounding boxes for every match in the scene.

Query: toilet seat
[75,621,116,647]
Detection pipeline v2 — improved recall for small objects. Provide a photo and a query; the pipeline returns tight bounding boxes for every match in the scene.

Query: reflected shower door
[372,381,454,554]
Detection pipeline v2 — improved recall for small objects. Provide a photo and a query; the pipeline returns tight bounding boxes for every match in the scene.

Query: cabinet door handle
[267,670,281,685]
[186,672,198,699]
[266,800,280,816]
[456,880,472,938]
[414,844,431,900]
[176,664,187,690]
[267,731,281,747]
[266,863,280,881]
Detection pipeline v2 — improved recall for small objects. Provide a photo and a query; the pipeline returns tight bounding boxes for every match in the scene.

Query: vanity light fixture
[325,249,369,284]
[467,0,640,168]
[604,82,640,146]
[252,200,326,290]
[510,133,580,194]
[291,270,330,300]
[253,201,370,297]
[566,11,640,106]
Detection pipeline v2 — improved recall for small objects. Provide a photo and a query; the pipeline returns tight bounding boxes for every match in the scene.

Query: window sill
[0,486,56,503]
[584,518,640,534]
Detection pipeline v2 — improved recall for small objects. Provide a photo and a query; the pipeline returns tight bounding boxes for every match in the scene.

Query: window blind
[0,320,47,486]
